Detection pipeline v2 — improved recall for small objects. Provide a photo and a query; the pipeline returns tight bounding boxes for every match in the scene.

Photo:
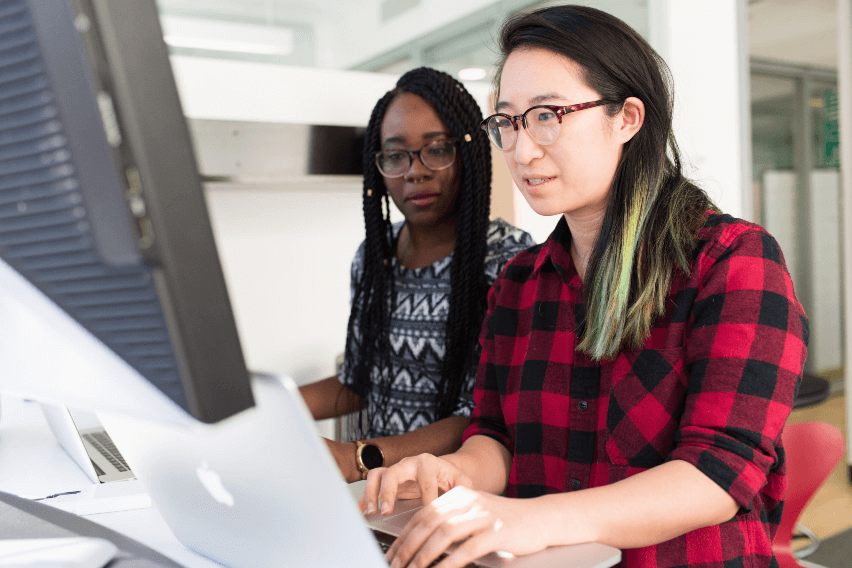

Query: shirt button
[571,479,581,490]
[578,400,588,411]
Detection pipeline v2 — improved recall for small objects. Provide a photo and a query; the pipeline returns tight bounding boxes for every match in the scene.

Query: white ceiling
[156,0,842,72]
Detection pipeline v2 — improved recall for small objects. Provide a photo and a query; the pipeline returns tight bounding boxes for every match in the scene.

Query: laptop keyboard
[371,530,476,567]
[83,431,131,472]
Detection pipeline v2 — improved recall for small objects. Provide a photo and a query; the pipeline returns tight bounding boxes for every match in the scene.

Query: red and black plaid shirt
[463,213,808,568]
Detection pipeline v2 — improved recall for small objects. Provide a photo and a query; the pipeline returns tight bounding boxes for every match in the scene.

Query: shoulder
[483,218,536,283]
[351,221,403,274]
[691,211,787,275]
[349,234,372,283]
[351,238,366,267]
[485,218,535,251]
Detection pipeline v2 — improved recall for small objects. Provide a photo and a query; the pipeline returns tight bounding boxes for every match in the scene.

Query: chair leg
[793,523,820,559]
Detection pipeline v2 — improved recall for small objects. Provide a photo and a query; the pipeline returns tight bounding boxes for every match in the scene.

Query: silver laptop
[96,375,622,568]
[40,401,135,484]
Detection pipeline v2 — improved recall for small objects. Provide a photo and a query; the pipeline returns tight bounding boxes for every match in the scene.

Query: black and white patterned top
[339,218,535,438]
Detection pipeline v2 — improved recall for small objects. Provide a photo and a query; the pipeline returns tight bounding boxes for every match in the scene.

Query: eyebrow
[382,131,452,148]
[494,92,568,113]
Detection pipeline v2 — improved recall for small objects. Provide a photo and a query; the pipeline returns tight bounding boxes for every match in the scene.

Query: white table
[0,395,222,568]
[0,396,377,567]
[0,394,621,568]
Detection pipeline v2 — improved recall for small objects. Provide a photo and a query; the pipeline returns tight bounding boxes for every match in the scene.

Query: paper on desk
[38,479,151,516]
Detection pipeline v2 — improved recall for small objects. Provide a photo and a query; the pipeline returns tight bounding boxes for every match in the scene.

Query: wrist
[354,440,385,479]
[345,441,362,482]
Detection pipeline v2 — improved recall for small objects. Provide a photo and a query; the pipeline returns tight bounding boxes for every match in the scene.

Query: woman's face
[379,93,461,229]
[497,48,627,220]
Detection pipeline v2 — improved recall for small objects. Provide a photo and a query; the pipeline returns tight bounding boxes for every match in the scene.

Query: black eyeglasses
[374,138,458,178]
[480,100,614,150]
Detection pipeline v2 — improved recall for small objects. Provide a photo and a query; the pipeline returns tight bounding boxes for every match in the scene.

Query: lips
[525,177,555,186]
[406,192,440,206]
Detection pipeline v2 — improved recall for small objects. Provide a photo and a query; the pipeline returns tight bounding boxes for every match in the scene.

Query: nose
[404,151,432,181]
[511,126,544,166]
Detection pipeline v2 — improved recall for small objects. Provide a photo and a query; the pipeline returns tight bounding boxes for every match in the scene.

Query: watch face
[361,444,384,470]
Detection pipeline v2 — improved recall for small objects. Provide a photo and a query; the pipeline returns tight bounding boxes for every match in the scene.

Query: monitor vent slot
[0,1,188,412]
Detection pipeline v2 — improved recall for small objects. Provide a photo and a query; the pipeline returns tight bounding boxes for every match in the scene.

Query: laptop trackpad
[365,498,422,535]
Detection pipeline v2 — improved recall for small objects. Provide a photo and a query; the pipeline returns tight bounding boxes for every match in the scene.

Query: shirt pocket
[605,347,688,468]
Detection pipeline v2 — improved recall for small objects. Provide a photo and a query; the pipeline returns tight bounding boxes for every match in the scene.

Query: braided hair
[344,67,492,437]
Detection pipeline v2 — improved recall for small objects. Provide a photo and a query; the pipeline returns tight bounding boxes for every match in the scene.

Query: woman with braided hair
[300,67,533,484]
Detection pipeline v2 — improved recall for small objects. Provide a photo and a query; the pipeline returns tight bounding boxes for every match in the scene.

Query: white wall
[648,0,751,221]
[203,183,362,384]
[203,181,386,440]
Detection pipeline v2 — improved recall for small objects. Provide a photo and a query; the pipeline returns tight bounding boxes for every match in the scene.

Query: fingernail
[390,557,400,568]
[381,501,390,515]
[366,503,376,515]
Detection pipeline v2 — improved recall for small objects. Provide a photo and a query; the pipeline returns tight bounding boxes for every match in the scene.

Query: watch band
[354,440,384,479]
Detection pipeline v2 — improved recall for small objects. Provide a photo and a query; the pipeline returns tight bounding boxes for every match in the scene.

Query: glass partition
[752,64,843,381]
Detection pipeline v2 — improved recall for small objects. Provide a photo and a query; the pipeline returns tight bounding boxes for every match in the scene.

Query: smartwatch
[354,440,384,478]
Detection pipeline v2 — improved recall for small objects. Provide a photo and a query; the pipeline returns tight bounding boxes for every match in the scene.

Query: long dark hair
[345,67,492,435]
[496,6,715,360]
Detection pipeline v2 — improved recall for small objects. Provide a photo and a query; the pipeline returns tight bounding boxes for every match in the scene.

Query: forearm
[370,415,470,469]
[442,434,512,495]
[532,460,739,549]
[299,376,363,420]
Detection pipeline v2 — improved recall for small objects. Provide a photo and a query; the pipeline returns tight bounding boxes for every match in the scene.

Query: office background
[150,0,851,546]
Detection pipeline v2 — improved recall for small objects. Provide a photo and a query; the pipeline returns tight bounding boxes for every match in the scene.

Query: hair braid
[344,90,396,436]
[346,67,492,435]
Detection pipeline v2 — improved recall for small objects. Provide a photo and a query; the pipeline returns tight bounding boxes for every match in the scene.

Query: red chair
[772,421,845,568]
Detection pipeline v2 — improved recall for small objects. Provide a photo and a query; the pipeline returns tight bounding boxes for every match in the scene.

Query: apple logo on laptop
[196,461,234,507]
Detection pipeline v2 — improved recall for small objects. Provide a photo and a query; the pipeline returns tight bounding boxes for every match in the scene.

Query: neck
[398,216,457,269]
[406,216,456,249]
[564,208,605,281]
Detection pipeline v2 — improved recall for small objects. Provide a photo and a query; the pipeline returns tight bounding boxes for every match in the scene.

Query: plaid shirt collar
[534,215,582,289]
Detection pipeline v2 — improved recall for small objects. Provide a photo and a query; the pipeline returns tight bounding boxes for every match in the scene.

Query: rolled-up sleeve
[670,226,808,510]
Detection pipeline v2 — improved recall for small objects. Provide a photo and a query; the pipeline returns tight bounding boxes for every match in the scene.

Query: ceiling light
[160,15,294,56]
[458,68,487,81]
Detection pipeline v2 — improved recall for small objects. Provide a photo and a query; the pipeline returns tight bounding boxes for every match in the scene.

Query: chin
[521,197,567,218]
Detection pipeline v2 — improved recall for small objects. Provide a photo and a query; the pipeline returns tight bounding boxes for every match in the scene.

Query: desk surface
[0,395,619,568]
[0,395,222,568]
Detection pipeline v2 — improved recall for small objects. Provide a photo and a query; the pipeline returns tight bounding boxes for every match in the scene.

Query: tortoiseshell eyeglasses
[480,100,615,151]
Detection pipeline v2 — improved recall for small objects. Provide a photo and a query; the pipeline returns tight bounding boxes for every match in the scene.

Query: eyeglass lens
[485,108,561,151]
[376,139,456,178]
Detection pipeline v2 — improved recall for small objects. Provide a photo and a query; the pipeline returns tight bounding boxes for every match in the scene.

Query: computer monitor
[0,0,254,425]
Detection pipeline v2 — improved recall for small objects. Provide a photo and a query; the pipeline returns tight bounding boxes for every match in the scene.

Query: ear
[613,96,645,143]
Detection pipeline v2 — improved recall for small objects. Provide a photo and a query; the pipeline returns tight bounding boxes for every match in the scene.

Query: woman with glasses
[360,6,807,568]
[300,67,533,484]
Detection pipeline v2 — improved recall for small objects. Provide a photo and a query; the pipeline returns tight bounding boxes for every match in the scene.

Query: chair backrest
[773,421,845,566]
